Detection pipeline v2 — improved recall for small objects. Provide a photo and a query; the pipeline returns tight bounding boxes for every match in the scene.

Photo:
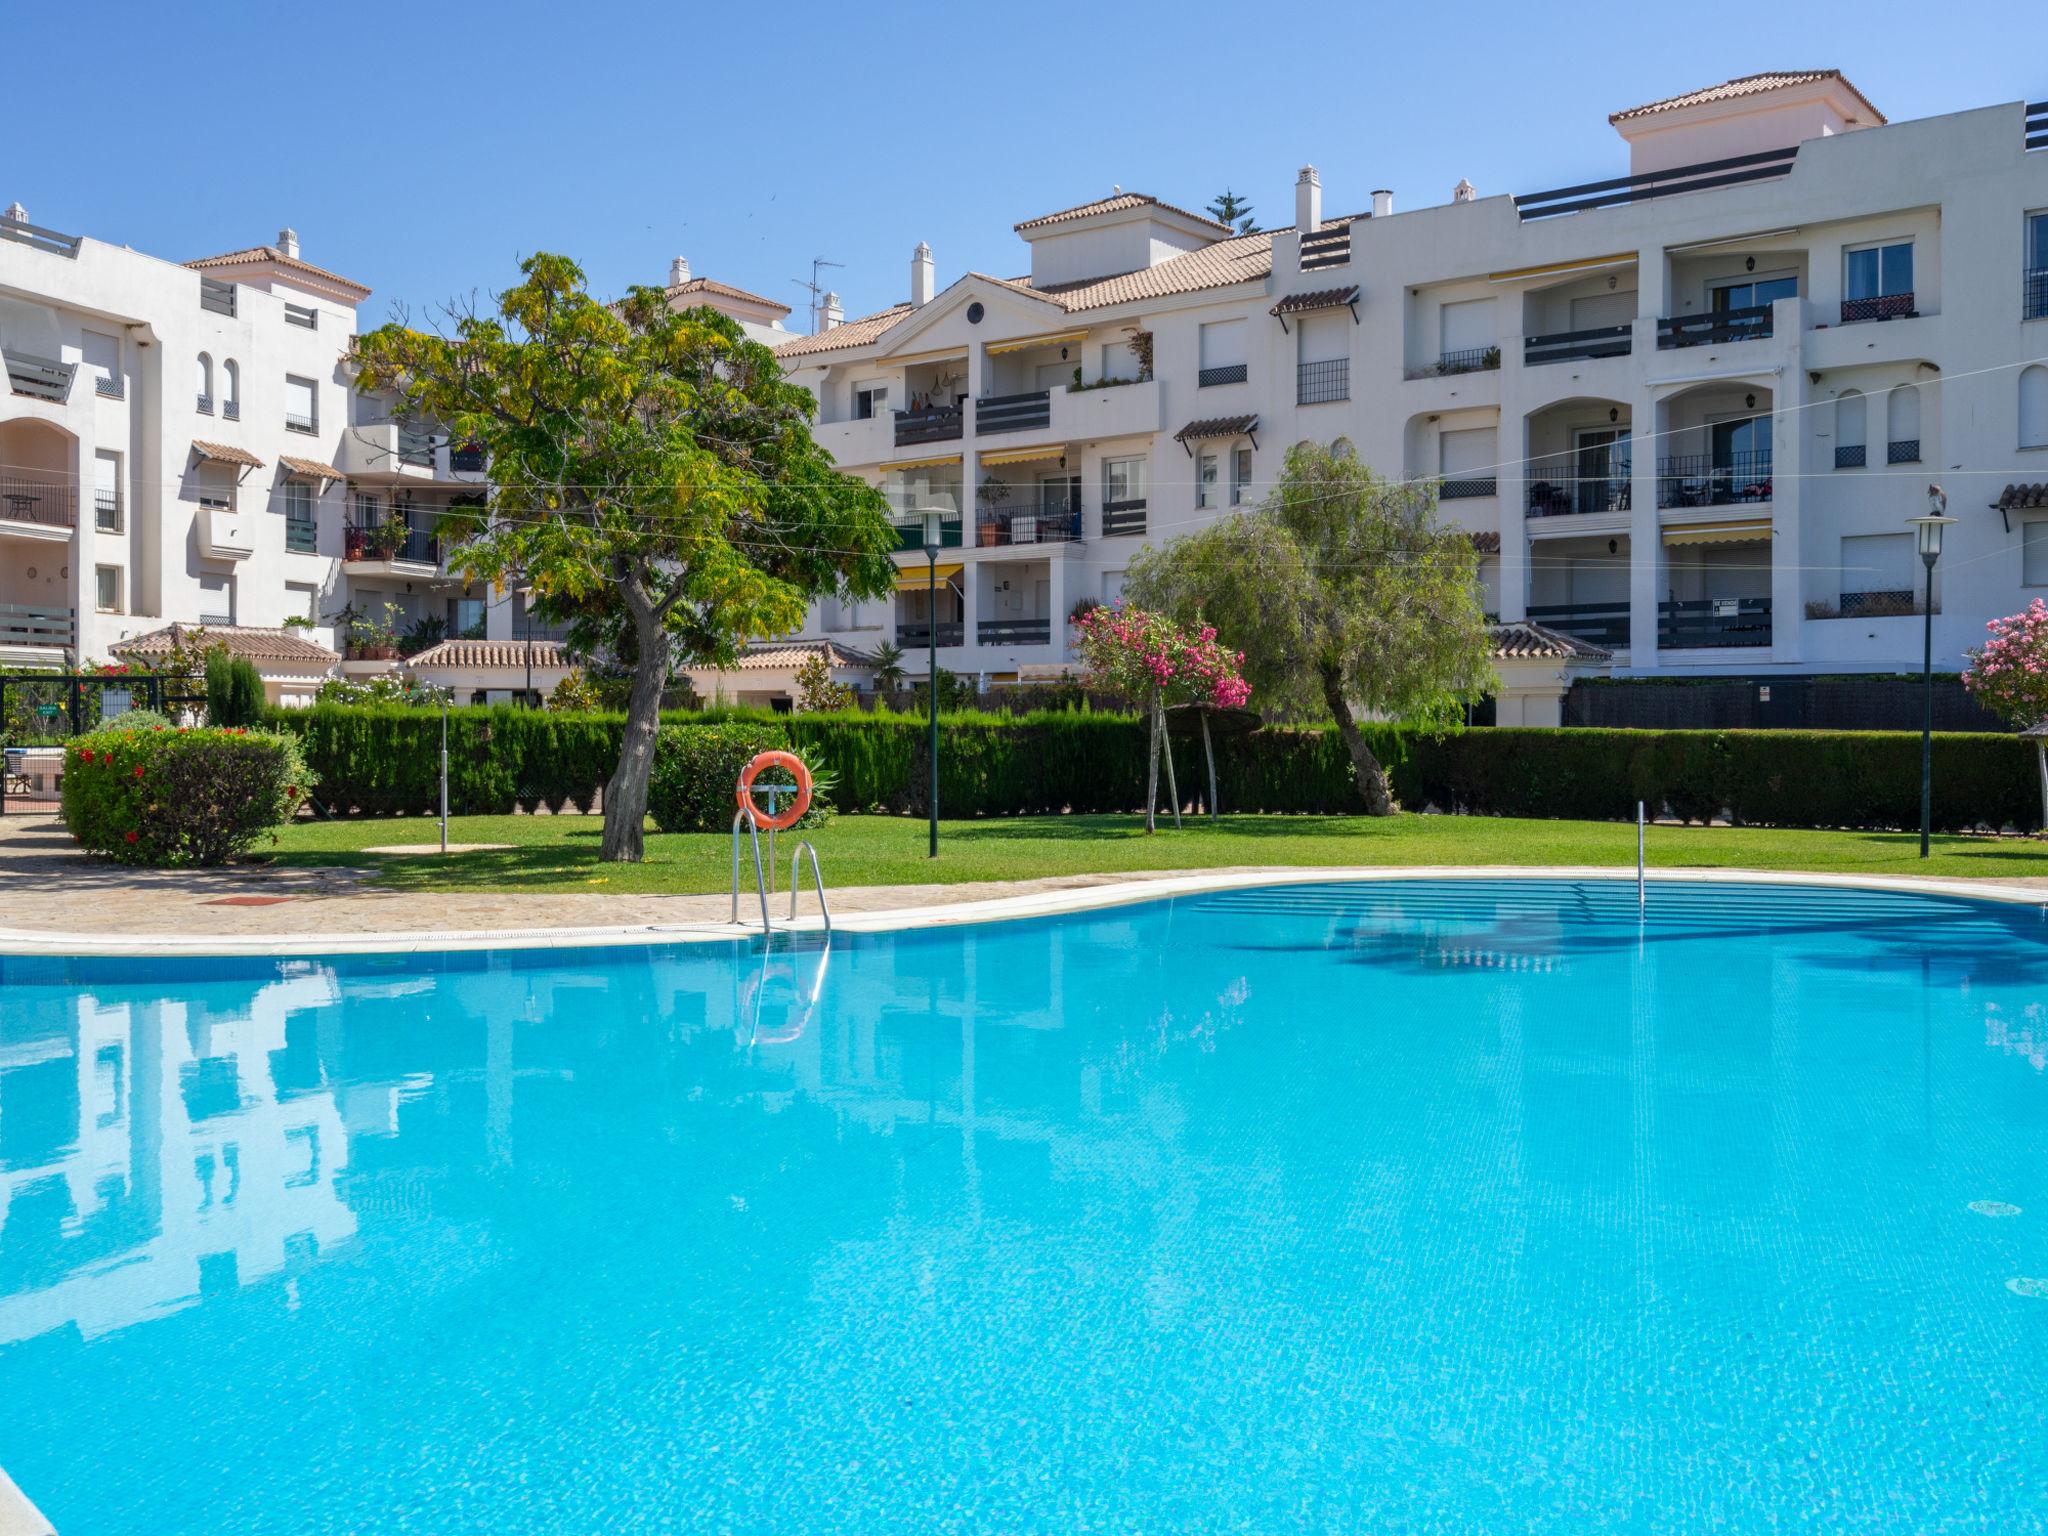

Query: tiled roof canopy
[407,639,571,670]
[114,624,338,666]
[278,454,344,480]
[1014,193,1229,235]
[1996,483,2048,512]
[728,639,881,671]
[1488,621,1610,661]
[185,244,372,300]
[192,440,264,469]
[661,275,792,316]
[1467,530,1502,554]
[1270,285,1360,318]
[1174,414,1259,444]
[1610,70,1884,125]
[773,302,916,359]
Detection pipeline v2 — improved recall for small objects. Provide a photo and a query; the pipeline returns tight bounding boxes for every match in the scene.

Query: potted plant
[975,476,1011,547]
[345,602,404,661]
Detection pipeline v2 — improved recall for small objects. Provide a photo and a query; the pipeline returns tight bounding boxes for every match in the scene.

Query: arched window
[196,352,213,412]
[1834,390,1866,469]
[222,359,240,420]
[1886,384,1920,464]
[2022,366,2048,451]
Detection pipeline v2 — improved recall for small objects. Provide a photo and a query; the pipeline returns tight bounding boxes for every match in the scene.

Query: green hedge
[63,725,311,866]
[267,704,2048,833]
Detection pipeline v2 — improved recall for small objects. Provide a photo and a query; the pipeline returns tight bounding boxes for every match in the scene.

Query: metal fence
[1,673,206,813]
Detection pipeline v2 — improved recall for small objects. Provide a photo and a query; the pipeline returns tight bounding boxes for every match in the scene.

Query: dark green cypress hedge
[267,704,2046,833]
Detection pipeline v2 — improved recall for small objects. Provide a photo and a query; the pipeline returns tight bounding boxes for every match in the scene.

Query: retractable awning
[895,562,963,590]
[1662,519,1771,546]
[1488,252,1635,284]
[979,444,1068,468]
[984,329,1088,356]
[880,453,963,473]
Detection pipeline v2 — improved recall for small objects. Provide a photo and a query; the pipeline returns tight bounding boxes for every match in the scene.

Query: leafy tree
[793,652,855,712]
[1126,442,1492,814]
[1207,188,1259,235]
[353,253,899,861]
[205,649,266,727]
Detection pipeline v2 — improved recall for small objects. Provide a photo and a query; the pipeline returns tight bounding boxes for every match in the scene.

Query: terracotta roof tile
[1996,483,2048,511]
[1270,284,1360,318]
[185,244,371,300]
[1488,621,1610,661]
[659,275,792,317]
[192,439,264,469]
[774,302,916,359]
[729,639,881,671]
[405,638,571,670]
[114,624,338,666]
[1467,530,1502,554]
[1610,70,1884,125]
[1174,413,1258,444]
[1015,192,1230,235]
[278,454,344,480]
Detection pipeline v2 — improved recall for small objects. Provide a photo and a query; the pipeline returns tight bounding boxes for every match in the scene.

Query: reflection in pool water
[2,880,2047,1532]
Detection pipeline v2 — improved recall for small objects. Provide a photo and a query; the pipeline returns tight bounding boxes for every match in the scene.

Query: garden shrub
[62,725,313,866]
[648,720,832,833]
[205,650,266,727]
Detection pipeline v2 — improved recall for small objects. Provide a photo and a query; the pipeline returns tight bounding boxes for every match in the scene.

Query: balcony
[1660,597,1771,649]
[898,621,964,648]
[450,443,485,473]
[1840,292,1915,324]
[976,390,1052,435]
[198,501,253,561]
[1297,357,1349,405]
[0,603,73,649]
[1656,451,1772,509]
[285,412,319,436]
[1525,324,1632,367]
[977,618,1053,646]
[1198,363,1248,388]
[1101,498,1147,537]
[1514,144,1798,221]
[339,422,440,480]
[1526,602,1629,649]
[894,406,963,448]
[1408,346,1500,379]
[6,350,75,402]
[0,213,81,259]
[893,517,962,552]
[1526,457,1630,517]
[0,475,78,531]
[974,504,1081,547]
[344,517,439,569]
[2028,268,2048,321]
[1656,304,1773,350]
[1439,477,1497,501]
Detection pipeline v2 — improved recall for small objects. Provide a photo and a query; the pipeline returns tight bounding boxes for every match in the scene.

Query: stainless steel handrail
[729,809,772,934]
[789,840,831,934]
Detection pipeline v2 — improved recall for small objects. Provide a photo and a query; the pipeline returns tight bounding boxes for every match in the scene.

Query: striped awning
[894,562,963,590]
[881,453,963,473]
[984,329,1088,356]
[979,444,1068,468]
[1662,519,1771,546]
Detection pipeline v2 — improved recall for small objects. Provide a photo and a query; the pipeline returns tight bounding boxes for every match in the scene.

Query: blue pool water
[3,879,2048,1532]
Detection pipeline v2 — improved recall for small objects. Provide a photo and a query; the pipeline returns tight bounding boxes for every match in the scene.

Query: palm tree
[871,640,908,694]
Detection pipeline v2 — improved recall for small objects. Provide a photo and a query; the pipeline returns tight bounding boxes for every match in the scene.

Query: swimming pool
[3,878,2046,1531]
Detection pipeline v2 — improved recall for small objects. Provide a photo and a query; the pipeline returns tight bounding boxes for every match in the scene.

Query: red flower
[124,831,138,844]
[133,765,145,779]
[286,786,299,799]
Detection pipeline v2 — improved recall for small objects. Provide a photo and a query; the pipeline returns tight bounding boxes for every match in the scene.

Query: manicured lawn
[263,811,2048,894]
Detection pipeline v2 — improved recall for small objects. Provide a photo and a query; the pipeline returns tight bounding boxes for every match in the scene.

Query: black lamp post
[921,506,945,858]
[1908,487,1955,858]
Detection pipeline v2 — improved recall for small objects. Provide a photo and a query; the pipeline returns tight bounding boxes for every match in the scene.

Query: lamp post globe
[1907,487,1956,859]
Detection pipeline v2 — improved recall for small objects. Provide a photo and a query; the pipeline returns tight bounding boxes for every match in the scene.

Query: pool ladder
[729,811,832,938]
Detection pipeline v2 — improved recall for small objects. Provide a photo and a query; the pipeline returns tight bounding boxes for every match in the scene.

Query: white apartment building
[772,72,2048,718]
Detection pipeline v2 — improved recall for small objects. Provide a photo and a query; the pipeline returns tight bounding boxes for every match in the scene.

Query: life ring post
[736,750,814,834]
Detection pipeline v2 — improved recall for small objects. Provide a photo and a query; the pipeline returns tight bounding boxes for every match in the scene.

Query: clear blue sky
[12,0,2041,331]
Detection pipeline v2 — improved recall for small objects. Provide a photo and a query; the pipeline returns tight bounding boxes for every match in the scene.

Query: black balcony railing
[1840,292,1915,324]
[1835,444,1867,469]
[975,391,1051,434]
[222,399,240,421]
[344,518,438,565]
[1526,455,1631,516]
[1299,225,1351,271]
[1101,498,1147,537]
[977,506,1081,546]
[2027,268,2048,321]
[0,475,79,529]
[1657,451,1772,509]
[897,621,963,648]
[94,489,121,533]
[1433,346,1500,375]
[1839,589,1917,619]
[1660,597,1771,649]
[978,619,1053,646]
[2026,98,2046,151]
[1888,438,1922,464]
[450,444,485,473]
[1198,363,1248,387]
[1526,602,1631,649]
[1439,477,1497,501]
[1515,144,1798,220]
[1657,304,1774,350]
[1524,323,1632,366]
[1297,357,1349,405]
[893,518,962,552]
[893,406,963,447]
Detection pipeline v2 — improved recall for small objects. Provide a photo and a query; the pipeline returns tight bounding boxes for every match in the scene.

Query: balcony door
[1572,427,1629,514]
[1710,274,1797,311]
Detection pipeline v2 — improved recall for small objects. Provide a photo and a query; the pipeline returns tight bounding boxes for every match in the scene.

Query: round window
[966,302,985,325]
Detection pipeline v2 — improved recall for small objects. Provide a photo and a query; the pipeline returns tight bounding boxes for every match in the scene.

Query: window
[2022,366,2048,450]
[1231,447,1253,506]
[2028,212,2048,320]
[1197,320,1247,387]
[284,374,317,433]
[2025,522,2048,586]
[1439,426,1497,499]
[1103,455,1145,508]
[1438,297,1496,367]
[1296,314,1348,404]
[284,480,317,553]
[198,574,235,626]
[1834,390,1867,468]
[82,330,120,399]
[222,359,240,421]
[1710,274,1798,310]
[1886,385,1921,463]
[1843,241,1914,321]
[195,464,234,510]
[94,451,122,532]
[1840,533,1914,608]
[286,581,320,623]
[196,352,213,413]
[1197,449,1220,508]
[852,381,889,420]
[94,565,121,613]
[1099,341,1140,383]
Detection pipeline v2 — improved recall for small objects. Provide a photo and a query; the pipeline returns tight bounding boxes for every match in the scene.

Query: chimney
[1295,167,1322,234]
[1371,189,1393,218]
[3,201,25,225]
[669,255,691,287]
[820,292,844,331]
[1453,178,1477,204]
[910,241,936,308]
[277,227,300,259]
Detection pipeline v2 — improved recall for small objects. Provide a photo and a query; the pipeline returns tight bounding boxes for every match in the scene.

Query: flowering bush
[61,725,314,866]
[1963,599,2048,725]
[1071,602,1250,709]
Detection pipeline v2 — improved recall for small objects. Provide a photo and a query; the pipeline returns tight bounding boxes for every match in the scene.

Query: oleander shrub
[62,725,313,866]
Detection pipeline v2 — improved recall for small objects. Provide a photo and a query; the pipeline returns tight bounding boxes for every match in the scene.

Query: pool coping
[0,1467,54,1536]
[2,865,2045,958]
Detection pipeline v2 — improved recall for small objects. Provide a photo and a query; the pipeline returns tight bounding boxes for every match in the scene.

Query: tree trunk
[1320,665,1394,816]
[1144,687,1161,834]
[1160,697,1182,829]
[600,621,673,862]
[1200,710,1218,822]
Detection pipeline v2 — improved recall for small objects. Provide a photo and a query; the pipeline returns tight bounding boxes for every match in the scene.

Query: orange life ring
[735,750,813,832]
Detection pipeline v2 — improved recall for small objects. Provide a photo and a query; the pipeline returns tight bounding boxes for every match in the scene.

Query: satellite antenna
[791,255,844,333]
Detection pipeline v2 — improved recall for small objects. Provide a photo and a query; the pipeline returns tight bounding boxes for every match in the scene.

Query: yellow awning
[979,444,1068,468]
[1662,520,1772,547]
[984,329,1088,356]
[880,453,963,473]
[895,562,963,590]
